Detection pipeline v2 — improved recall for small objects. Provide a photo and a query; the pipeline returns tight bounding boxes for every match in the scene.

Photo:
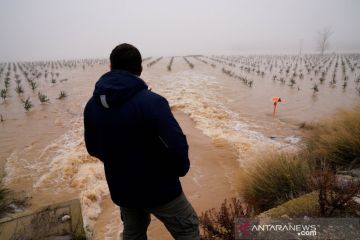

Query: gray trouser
[120,193,199,240]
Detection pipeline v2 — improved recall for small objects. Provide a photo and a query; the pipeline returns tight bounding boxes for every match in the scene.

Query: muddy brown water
[0,55,359,239]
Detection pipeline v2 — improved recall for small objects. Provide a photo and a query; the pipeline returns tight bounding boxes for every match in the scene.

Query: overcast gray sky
[0,0,359,61]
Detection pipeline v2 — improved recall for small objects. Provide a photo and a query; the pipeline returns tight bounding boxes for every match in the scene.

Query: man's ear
[109,64,112,70]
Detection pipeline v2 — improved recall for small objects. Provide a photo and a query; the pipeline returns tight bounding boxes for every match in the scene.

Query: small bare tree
[317,27,333,55]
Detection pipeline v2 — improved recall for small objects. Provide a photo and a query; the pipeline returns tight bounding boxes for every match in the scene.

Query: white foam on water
[39,121,108,237]
[104,209,123,240]
[4,149,47,185]
[156,70,287,163]
[4,117,110,238]
[284,135,302,144]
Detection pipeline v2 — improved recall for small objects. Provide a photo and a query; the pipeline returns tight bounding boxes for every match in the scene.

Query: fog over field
[0,0,360,61]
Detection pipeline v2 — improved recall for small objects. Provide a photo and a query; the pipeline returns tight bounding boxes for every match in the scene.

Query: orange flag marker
[272,97,282,116]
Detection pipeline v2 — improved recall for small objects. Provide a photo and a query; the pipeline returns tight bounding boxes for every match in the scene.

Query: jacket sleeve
[83,100,102,160]
[148,96,190,177]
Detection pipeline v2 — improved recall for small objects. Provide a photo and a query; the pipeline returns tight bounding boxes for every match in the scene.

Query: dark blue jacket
[84,70,190,208]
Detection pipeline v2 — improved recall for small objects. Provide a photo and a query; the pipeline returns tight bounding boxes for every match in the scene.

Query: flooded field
[1,54,360,238]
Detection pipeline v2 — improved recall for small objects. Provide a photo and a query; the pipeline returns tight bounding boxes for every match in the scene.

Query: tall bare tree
[317,27,333,55]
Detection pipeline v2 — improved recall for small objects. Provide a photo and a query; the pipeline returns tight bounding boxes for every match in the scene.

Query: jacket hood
[93,70,148,108]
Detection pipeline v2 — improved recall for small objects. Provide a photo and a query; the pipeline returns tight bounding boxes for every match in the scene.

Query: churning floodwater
[0,54,359,238]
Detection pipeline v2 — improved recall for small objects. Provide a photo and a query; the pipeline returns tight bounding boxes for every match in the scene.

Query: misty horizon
[1,0,360,62]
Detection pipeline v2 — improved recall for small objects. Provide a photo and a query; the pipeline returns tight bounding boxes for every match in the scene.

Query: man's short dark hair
[110,43,142,75]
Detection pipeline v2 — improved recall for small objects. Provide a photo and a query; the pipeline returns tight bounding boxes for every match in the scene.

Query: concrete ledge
[0,199,85,240]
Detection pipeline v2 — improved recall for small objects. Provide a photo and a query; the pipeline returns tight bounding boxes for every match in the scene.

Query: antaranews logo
[251,224,317,236]
[236,219,317,239]
[235,218,360,240]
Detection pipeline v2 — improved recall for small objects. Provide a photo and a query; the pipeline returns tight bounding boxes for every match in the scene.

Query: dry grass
[199,198,249,240]
[309,169,360,217]
[239,151,312,213]
[306,105,360,169]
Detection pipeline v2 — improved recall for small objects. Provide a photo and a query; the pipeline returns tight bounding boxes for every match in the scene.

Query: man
[84,43,199,240]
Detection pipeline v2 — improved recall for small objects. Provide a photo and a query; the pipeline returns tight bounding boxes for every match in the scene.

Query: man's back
[84,43,199,240]
[84,69,190,208]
